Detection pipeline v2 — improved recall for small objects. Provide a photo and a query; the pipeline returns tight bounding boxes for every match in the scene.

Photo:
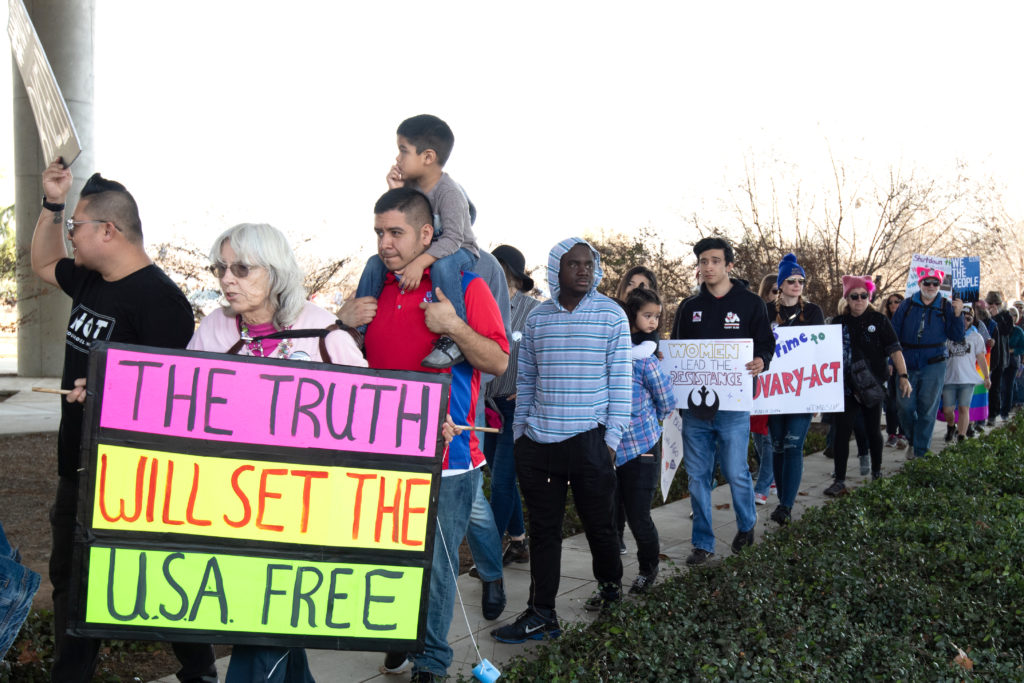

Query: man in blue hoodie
[891,268,965,458]
[491,237,632,644]
[671,237,775,566]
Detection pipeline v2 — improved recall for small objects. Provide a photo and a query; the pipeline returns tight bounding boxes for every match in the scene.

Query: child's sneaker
[422,336,465,369]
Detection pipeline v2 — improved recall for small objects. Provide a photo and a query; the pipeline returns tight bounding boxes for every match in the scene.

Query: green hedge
[495,419,1024,681]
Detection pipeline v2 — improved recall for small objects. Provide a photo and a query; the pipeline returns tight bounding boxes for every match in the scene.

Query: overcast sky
[3,1,1022,279]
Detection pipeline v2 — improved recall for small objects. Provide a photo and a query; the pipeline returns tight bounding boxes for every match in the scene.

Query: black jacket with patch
[671,278,776,371]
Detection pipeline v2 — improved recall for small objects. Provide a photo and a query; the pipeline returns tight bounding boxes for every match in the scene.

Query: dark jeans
[884,379,905,436]
[483,396,525,538]
[614,444,660,575]
[769,413,813,509]
[49,476,217,683]
[833,396,883,482]
[225,646,314,683]
[515,428,622,610]
[1000,361,1018,418]
[990,364,1004,418]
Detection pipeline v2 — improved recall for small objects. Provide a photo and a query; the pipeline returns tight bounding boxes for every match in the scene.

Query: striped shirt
[514,290,632,451]
[486,290,542,399]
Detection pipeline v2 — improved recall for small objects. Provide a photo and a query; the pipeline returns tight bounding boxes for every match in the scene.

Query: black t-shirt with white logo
[55,259,194,476]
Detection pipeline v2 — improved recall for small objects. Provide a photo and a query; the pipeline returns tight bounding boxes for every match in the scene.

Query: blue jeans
[898,361,946,457]
[0,521,40,660]
[356,248,477,322]
[225,646,314,683]
[751,431,774,496]
[413,469,478,678]
[768,413,813,509]
[682,410,757,553]
[465,477,504,583]
[483,396,525,538]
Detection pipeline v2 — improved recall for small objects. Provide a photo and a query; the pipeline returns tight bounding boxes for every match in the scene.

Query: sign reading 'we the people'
[69,344,449,651]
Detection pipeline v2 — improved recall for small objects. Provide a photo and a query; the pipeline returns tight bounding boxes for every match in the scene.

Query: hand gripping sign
[68,343,449,652]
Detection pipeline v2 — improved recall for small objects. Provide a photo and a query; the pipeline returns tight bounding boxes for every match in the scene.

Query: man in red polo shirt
[354,187,509,683]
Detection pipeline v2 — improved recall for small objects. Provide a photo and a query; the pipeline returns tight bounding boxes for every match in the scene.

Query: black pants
[49,476,217,683]
[833,395,883,482]
[613,444,660,575]
[515,428,622,610]
[990,364,1004,419]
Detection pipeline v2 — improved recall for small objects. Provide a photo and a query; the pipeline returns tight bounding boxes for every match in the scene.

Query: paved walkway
[0,371,952,682]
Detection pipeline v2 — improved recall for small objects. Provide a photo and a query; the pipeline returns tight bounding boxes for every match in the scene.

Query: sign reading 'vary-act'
[69,344,450,652]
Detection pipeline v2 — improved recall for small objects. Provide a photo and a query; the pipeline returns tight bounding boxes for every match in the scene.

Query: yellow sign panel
[92,445,432,550]
[85,546,422,639]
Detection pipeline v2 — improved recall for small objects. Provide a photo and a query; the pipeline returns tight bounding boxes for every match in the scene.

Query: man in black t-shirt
[31,160,215,683]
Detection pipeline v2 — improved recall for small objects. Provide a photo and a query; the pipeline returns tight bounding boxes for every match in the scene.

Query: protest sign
[905,254,980,302]
[660,339,754,413]
[69,344,449,652]
[752,325,844,415]
[659,411,684,503]
[7,0,82,166]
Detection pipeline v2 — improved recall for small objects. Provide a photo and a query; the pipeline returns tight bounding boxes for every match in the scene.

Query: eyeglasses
[888,299,903,306]
[921,280,941,287]
[848,292,870,301]
[770,288,779,295]
[785,278,806,286]
[210,262,258,279]
[65,218,118,238]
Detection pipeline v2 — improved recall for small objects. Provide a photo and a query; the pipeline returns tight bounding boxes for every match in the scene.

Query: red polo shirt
[365,268,508,471]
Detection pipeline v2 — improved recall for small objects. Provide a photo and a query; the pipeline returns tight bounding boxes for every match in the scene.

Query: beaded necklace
[238,319,294,359]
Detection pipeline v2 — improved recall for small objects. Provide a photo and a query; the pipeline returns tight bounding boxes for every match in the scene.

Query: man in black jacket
[671,237,775,566]
[986,292,1015,422]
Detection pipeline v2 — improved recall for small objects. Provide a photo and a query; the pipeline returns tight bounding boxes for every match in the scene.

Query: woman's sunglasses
[210,262,255,278]
[848,293,870,301]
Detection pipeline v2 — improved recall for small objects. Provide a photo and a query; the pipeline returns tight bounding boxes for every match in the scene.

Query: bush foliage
[497,420,1024,681]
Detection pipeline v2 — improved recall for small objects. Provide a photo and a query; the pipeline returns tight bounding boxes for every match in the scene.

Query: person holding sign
[29,161,217,683]
[825,276,911,496]
[361,188,509,683]
[765,254,824,525]
[493,237,631,641]
[891,268,964,459]
[187,222,367,683]
[670,237,775,565]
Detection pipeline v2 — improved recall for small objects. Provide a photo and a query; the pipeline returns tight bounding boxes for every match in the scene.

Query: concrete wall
[13,0,95,376]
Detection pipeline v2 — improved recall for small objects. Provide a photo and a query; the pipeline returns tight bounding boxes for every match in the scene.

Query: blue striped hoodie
[513,237,632,450]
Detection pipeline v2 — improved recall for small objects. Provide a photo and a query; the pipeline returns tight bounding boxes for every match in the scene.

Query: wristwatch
[42,196,65,212]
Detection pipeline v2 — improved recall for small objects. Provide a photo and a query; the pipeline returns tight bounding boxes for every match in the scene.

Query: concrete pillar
[13,0,95,376]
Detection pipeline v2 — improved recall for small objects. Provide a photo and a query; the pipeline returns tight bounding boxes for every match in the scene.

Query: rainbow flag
[936,360,989,423]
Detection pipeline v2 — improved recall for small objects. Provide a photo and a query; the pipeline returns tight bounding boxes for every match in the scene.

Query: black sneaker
[468,564,479,579]
[945,424,956,442]
[491,607,560,643]
[584,583,621,611]
[481,578,506,620]
[731,528,755,553]
[872,471,882,481]
[824,480,846,497]
[421,336,465,369]
[379,651,412,675]
[629,570,658,595]
[502,538,529,565]
[618,537,627,555]
[859,454,870,476]
[685,548,714,565]
[769,505,791,525]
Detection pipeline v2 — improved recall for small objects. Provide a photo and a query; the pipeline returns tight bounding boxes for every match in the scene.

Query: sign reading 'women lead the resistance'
[68,344,450,652]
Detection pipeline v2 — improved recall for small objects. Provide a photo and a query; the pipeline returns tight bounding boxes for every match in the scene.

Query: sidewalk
[0,375,949,682]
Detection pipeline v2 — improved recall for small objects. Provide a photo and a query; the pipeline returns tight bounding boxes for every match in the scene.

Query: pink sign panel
[99,348,444,457]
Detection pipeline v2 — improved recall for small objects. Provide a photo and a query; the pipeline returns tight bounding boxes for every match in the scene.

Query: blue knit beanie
[776,253,806,288]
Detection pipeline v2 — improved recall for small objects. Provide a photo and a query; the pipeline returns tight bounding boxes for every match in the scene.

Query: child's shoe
[422,336,465,369]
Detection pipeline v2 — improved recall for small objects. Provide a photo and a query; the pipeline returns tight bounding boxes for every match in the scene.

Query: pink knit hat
[916,266,945,284]
[842,275,876,299]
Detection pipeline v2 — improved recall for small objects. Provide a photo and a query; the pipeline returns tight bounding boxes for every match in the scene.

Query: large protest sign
[7,0,82,166]
[752,325,843,415]
[69,344,449,651]
[905,254,980,302]
[660,339,754,412]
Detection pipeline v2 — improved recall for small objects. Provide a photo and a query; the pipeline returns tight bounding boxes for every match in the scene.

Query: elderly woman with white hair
[188,223,367,683]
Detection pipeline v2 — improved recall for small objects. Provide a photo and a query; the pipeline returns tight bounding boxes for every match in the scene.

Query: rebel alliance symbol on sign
[687,385,720,421]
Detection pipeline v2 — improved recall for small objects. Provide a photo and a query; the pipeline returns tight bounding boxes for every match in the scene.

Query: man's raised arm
[31,160,72,287]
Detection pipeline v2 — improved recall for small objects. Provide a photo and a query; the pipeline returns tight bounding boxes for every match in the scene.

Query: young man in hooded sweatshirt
[671,237,775,566]
[492,237,632,644]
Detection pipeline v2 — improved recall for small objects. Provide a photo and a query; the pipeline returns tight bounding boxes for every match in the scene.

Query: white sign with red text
[751,324,844,415]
